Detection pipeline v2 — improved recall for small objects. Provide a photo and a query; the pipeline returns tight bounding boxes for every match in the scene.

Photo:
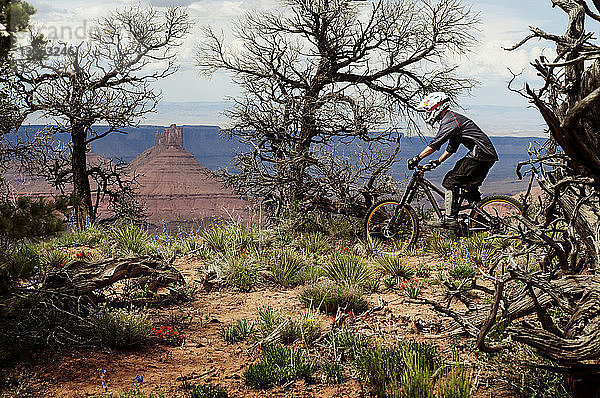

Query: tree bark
[71,123,94,225]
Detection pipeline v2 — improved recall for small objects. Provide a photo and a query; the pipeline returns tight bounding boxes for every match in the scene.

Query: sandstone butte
[129,124,249,226]
[5,124,250,227]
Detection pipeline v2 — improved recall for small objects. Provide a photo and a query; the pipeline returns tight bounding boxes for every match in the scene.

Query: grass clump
[354,340,440,398]
[244,344,312,389]
[256,306,321,345]
[221,256,262,292]
[323,253,374,288]
[189,383,228,398]
[93,307,151,349]
[321,361,343,384]
[438,364,472,398]
[40,249,70,269]
[107,223,153,256]
[0,244,40,282]
[299,281,368,315]
[427,230,457,257]
[375,255,415,279]
[220,318,256,343]
[296,232,330,254]
[270,249,306,287]
[328,329,371,361]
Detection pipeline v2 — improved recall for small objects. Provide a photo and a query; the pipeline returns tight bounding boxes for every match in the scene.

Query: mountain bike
[363,163,524,254]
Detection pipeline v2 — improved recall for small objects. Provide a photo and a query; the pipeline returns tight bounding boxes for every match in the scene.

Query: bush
[189,383,228,398]
[0,196,67,241]
[244,344,312,389]
[201,227,233,253]
[93,307,151,349]
[270,249,306,287]
[375,256,415,279]
[40,249,70,269]
[323,253,374,288]
[299,281,368,315]
[427,230,456,257]
[108,223,153,256]
[58,223,105,247]
[0,244,40,283]
[354,344,405,398]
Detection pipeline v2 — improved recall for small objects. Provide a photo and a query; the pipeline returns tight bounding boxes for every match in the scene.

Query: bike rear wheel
[364,199,419,255]
[469,195,524,238]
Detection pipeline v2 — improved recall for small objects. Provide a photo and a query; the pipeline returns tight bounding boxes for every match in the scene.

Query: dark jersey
[428,111,498,162]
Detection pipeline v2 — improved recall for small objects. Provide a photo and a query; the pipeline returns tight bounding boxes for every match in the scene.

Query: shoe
[430,216,458,228]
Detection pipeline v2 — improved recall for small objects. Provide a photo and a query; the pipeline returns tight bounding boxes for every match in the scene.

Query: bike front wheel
[364,199,419,255]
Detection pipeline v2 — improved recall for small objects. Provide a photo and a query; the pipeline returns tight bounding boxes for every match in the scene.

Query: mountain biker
[407,92,498,227]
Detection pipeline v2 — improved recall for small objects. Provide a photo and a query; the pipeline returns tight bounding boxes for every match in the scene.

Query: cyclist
[407,92,498,227]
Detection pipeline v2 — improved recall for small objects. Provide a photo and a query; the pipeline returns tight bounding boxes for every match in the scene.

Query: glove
[427,159,441,169]
[407,155,421,170]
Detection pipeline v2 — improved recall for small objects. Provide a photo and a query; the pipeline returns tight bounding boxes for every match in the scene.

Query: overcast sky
[20,0,584,134]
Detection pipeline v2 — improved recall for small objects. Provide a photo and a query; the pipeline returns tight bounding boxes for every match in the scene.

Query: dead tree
[198,0,478,217]
[420,1,600,395]
[12,6,191,225]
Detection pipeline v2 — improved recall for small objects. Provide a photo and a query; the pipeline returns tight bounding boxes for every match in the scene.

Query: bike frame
[399,168,469,221]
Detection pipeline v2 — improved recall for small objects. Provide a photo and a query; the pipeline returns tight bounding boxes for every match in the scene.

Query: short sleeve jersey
[428,111,498,162]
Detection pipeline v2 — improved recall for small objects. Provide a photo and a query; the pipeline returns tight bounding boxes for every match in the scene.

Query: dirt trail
[17,256,510,397]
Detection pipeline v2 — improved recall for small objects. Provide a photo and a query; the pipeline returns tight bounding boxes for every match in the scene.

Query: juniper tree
[197,0,478,217]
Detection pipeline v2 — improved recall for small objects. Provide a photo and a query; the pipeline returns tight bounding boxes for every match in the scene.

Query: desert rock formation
[130,124,248,225]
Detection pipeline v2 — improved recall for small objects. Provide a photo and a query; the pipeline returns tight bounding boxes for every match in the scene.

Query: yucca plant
[323,253,374,288]
[299,281,368,314]
[202,227,233,253]
[328,329,372,361]
[296,232,330,254]
[220,318,257,343]
[244,344,312,389]
[322,361,343,384]
[270,249,306,287]
[93,307,151,349]
[40,249,70,269]
[221,256,261,292]
[375,255,415,279]
[427,230,457,257]
[108,223,153,256]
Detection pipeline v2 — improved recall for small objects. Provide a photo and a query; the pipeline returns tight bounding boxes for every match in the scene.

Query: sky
[18,0,582,135]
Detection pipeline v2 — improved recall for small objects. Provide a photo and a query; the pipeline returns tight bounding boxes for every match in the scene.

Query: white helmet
[417,92,450,125]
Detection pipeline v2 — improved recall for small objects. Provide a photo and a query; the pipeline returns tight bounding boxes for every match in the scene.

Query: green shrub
[189,383,228,398]
[415,263,431,278]
[448,262,476,280]
[244,344,312,389]
[322,361,343,384]
[323,253,374,288]
[375,255,415,279]
[270,249,306,287]
[220,318,256,343]
[93,307,151,349]
[0,196,67,241]
[255,306,320,345]
[108,223,153,256]
[354,340,439,398]
[299,281,368,315]
[427,231,456,257]
[55,223,105,247]
[174,237,204,256]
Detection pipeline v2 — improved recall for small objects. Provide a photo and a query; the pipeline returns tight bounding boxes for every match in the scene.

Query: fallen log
[43,256,185,296]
